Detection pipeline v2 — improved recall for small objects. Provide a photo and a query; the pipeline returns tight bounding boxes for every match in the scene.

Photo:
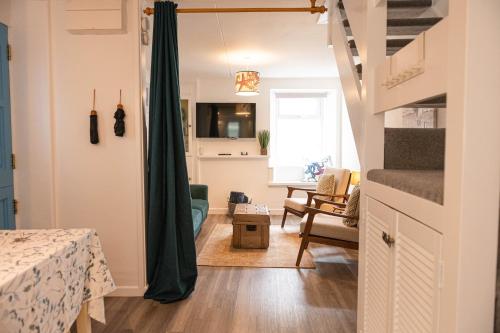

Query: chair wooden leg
[304,240,310,249]
[296,235,309,266]
[281,209,288,228]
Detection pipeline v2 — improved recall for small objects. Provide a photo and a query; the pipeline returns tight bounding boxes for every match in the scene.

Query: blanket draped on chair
[144,1,197,303]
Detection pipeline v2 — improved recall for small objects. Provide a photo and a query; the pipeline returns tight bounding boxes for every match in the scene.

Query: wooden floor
[92,215,358,333]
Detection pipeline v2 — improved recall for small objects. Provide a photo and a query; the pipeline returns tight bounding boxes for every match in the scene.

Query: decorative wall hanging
[90,89,99,144]
[114,89,126,137]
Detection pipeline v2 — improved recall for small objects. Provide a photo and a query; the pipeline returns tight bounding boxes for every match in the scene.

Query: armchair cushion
[342,185,360,227]
[324,168,351,203]
[300,214,359,243]
[284,197,308,212]
[316,174,336,200]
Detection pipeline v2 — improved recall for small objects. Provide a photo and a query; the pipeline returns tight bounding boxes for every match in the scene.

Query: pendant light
[235,70,260,96]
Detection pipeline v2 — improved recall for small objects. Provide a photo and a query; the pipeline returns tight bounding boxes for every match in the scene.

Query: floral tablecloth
[0,229,116,333]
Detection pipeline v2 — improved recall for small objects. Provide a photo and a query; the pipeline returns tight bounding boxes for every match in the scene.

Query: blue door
[0,23,15,229]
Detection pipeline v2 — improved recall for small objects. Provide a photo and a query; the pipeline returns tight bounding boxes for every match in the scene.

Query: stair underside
[344,17,443,36]
[340,0,443,105]
[349,39,413,56]
[403,94,447,108]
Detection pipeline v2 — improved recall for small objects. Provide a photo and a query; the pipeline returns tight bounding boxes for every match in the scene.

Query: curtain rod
[143,1,327,15]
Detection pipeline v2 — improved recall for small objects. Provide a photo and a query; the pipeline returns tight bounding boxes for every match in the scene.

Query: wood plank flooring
[91,215,358,333]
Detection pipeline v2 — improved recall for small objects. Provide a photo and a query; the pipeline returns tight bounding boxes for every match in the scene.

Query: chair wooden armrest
[306,191,334,201]
[307,193,350,200]
[286,186,314,198]
[313,197,347,209]
[306,192,349,205]
[305,206,356,219]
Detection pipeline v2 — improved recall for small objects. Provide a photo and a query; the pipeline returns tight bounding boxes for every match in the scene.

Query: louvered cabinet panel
[392,214,442,333]
[364,198,397,333]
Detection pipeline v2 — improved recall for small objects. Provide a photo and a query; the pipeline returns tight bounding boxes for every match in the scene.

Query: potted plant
[258,130,270,155]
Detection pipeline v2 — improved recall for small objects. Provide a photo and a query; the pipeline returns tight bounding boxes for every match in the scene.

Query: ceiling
[162,0,339,79]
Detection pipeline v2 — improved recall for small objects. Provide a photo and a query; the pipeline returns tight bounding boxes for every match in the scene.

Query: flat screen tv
[196,103,256,138]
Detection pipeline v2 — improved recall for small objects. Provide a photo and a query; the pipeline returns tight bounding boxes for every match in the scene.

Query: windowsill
[198,154,269,160]
[268,181,318,188]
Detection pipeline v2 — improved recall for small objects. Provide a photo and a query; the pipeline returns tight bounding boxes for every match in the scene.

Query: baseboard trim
[110,285,147,297]
[208,208,285,215]
[269,208,285,215]
[208,208,228,214]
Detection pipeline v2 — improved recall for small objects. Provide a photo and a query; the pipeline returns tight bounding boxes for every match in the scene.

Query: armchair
[281,168,351,228]
[296,191,360,266]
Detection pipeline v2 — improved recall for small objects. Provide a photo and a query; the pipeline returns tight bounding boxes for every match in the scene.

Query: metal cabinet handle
[382,232,395,248]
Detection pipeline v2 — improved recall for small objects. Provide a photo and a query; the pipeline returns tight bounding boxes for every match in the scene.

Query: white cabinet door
[392,214,442,333]
[364,198,397,333]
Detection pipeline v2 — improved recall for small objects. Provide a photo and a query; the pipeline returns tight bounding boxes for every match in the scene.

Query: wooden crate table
[232,203,270,249]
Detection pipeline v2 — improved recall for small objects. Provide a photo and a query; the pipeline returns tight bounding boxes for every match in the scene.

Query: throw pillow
[315,174,336,201]
[343,185,360,227]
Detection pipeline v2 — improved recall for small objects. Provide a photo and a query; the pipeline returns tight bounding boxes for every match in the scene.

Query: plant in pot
[258,130,270,155]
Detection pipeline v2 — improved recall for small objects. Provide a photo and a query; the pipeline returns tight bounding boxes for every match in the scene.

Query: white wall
[183,77,359,213]
[0,1,11,25]
[4,0,146,296]
[7,0,55,229]
[49,0,145,295]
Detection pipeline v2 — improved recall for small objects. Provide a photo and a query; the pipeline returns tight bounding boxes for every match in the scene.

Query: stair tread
[387,17,442,26]
[348,39,414,48]
[343,17,442,27]
[349,39,414,56]
[404,94,447,108]
[338,0,432,10]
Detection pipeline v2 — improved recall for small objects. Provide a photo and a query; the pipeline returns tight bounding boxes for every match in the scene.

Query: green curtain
[144,1,197,303]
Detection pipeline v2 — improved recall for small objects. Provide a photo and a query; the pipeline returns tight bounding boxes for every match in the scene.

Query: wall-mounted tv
[196,103,256,138]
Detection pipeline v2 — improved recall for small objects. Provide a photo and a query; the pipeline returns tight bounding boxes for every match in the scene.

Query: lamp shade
[350,171,361,186]
[235,71,260,96]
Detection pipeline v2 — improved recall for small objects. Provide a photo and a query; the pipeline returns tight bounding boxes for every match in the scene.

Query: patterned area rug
[197,224,315,269]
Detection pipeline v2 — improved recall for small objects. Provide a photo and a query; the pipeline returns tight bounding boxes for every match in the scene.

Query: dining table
[0,228,116,333]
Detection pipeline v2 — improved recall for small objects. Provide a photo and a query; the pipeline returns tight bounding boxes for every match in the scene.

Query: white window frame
[269,89,343,183]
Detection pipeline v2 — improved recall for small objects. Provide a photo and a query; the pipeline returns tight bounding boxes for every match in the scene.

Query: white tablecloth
[0,229,116,333]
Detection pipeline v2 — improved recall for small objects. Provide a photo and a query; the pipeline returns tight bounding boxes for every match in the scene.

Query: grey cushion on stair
[384,128,445,170]
[367,169,444,204]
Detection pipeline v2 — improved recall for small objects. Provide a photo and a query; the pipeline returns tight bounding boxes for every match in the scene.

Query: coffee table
[232,203,270,249]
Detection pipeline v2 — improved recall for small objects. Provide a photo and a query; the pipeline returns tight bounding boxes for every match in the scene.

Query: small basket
[228,202,237,217]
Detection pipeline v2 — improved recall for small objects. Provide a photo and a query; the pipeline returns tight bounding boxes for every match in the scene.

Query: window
[270,90,341,183]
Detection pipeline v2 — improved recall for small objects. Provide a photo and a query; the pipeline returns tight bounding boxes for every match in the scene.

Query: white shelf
[197,154,269,160]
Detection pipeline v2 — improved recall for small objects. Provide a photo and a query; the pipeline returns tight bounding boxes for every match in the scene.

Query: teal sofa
[190,184,209,237]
